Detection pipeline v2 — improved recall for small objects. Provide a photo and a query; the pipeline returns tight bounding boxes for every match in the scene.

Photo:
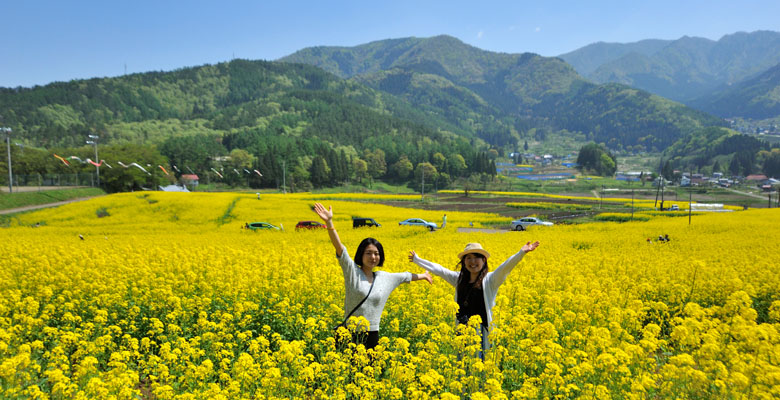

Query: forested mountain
[562,31,780,104]
[0,35,731,192]
[663,126,776,177]
[558,39,672,76]
[0,59,503,191]
[282,35,723,151]
[690,63,780,119]
[0,59,468,147]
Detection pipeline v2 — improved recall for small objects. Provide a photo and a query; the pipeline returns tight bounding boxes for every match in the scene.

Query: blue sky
[2,0,779,88]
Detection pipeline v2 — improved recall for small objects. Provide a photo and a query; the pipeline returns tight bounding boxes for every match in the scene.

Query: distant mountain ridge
[558,39,672,76]
[560,30,780,105]
[691,62,780,119]
[282,35,723,151]
[0,35,724,156]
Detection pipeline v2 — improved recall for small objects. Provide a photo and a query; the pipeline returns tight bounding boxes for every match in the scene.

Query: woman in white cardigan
[409,241,539,358]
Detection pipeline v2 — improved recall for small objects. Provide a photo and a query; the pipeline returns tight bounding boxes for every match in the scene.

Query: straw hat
[457,243,490,259]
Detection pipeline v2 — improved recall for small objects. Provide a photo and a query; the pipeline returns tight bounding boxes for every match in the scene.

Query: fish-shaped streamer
[53,154,71,166]
[210,168,223,178]
[253,169,263,177]
[158,165,169,175]
[118,162,151,175]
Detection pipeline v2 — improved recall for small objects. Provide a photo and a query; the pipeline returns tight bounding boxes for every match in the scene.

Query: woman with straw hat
[409,241,539,358]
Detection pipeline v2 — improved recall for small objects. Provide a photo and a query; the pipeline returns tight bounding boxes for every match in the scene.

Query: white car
[399,218,438,231]
[511,217,553,231]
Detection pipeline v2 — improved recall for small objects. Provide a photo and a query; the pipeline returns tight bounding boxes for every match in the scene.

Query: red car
[295,220,325,230]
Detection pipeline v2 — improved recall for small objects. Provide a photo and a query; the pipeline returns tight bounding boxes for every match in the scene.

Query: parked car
[670,204,680,211]
[246,222,281,231]
[511,217,552,231]
[352,217,381,228]
[295,220,325,230]
[399,218,438,231]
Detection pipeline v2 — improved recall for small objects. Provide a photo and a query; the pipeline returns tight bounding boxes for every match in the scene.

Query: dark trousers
[352,330,379,349]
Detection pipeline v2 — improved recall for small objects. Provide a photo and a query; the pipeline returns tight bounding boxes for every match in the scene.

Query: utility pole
[689,168,693,225]
[87,133,100,186]
[2,127,12,193]
[654,157,663,209]
[421,167,425,201]
[600,184,604,209]
[282,160,286,194]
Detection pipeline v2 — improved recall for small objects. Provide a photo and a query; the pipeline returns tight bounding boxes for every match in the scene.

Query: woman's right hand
[313,203,333,223]
[408,251,416,262]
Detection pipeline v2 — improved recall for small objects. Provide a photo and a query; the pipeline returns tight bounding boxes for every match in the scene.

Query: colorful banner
[53,154,71,166]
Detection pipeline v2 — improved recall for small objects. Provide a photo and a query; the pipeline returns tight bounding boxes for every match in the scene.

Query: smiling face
[362,244,381,269]
[462,253,486,279]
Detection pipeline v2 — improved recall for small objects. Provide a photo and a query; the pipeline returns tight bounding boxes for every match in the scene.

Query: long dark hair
[353,237,385,267]
[455,254,488,302]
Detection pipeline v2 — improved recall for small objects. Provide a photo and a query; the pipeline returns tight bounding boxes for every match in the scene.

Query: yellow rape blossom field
[1,192,779,399]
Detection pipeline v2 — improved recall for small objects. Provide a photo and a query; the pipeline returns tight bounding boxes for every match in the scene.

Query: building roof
[181,174,199,180]
[746,174,768,181]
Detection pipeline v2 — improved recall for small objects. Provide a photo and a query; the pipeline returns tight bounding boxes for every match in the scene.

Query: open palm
[521,241,540,253]
[313,203,333,222]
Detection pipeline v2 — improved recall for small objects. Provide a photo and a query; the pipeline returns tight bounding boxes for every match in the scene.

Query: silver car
[399,218,438,231]
[511,217,552,231]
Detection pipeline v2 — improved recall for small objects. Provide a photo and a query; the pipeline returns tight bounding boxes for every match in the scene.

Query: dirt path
[0,196,99,215]
[0,186,90,193]
[456,227,509,233]
[722,187,768,200]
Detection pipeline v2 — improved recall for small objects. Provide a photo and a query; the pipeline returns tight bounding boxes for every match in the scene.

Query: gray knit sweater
[339,245,411,331]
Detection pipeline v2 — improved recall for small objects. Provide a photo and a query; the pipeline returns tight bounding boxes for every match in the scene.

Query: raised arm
[313,202,344,256]
[408,251,459,286]
[485,241,540,291]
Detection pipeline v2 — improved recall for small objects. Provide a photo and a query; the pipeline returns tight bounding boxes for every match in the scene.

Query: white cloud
[534,27,541,33]
[477,30,484,39]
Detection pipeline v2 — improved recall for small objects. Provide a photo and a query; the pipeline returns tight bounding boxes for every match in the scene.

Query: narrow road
[0,196,99,215]
[722,187,768,200]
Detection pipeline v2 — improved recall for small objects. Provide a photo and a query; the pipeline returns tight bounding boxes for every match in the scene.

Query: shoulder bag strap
[338,274,376,327]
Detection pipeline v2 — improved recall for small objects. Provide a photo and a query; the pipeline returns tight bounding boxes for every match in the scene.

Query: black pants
[352,330,379,349]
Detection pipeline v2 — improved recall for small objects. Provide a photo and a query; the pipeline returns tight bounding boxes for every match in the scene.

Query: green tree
[99,144,170,192]
[662,160,674,181]
[762,149,780,178]
[310,156,330,188]
[229,148,255,170]
[447,153,467,177]
[412,162,438,191]
[363,149,387,179]
[576,142,617,177]
[390,156,413,181]
[353,158,368,183]
[432,152,447,172]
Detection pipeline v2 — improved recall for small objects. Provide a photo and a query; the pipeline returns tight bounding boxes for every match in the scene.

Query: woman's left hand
[521,241,540,253]
[420,271,433,284]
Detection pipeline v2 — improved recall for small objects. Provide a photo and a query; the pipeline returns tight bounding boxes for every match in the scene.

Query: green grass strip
[0,188,105,210]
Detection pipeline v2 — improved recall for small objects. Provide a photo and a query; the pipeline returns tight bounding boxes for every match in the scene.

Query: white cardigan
[411,250,526,330]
